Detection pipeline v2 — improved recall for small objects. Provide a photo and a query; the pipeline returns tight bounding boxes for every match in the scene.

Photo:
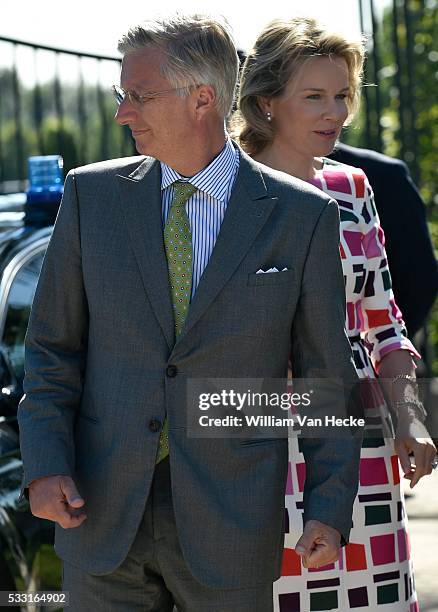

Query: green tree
[0,120,38,181]
[379,1,438,373]
[343,1,438,373]
[0,67,133,183]
[345,1,438,217]
[40,117,79,176]
[378,0,438,216]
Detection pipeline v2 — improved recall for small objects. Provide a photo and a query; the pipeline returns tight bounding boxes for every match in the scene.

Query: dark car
[0,208,62,602]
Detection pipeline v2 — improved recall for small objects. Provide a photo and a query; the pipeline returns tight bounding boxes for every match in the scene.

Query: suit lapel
[117,158,175,350]
[180,153,278,341]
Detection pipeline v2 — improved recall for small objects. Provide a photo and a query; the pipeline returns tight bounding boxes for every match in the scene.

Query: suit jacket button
[166,365,178,377]
[149,419,161,433]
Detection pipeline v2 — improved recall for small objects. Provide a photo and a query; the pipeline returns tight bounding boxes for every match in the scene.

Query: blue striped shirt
[160,138,240,297]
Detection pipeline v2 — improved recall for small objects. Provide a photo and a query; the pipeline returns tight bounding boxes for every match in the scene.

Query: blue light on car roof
[26,156,64,205]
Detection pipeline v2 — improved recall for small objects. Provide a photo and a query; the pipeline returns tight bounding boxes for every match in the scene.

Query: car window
[2,252,44,381]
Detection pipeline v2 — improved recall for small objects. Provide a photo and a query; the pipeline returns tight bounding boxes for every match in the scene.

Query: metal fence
[0,36,134,192]
[357,0,426,185]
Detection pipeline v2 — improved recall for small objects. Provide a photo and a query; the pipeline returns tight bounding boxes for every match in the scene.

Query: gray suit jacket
[18,146,361,588]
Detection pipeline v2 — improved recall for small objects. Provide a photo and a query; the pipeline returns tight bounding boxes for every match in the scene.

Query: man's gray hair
[118,14,239,119]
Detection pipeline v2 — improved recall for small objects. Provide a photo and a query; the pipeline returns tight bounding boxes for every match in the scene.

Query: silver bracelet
[391,374,428,422]
[391,374,418,389]
[393,400,428,423]
[391,374,421,402]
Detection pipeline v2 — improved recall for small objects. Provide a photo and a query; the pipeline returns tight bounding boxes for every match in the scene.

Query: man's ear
[194,85,216,116]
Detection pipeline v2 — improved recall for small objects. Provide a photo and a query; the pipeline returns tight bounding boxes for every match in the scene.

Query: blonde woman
[234,17,436,611]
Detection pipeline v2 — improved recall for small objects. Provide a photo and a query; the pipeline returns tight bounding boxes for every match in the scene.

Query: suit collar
[126,155,157,182]
[234,143,269,200]
[119,142,269,194]
[117,159,175,350]
[121,142,270,197]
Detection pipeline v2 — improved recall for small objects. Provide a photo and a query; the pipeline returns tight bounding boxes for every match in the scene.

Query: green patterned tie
[156,181,198,464]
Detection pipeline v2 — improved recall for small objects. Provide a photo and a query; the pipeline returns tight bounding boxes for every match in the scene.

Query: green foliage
[346,0,438,216]
[32,544,62,590]
[428,219,438,375]
[41,117,79,175]
[5,540,61,594]
[0,119,38,180]
[0,67,134,182]
[0,69,16,119]
[343,1,438,373]
[380,0,438,213]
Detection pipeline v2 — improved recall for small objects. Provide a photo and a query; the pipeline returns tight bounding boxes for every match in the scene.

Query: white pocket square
[256,267,288,274]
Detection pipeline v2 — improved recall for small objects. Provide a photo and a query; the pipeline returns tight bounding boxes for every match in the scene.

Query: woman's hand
[394,416,437,488]
[376,350,437,487]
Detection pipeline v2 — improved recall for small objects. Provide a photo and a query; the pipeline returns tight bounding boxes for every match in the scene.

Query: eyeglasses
[112,84,191,107]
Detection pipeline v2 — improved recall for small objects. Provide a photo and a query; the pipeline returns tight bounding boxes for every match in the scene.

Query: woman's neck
[254,141,322,182]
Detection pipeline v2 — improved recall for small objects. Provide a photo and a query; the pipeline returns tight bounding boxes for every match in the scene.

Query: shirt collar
[160,137,237,202]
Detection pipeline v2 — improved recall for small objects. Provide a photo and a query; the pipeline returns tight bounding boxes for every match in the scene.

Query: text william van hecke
[245,414,364,427]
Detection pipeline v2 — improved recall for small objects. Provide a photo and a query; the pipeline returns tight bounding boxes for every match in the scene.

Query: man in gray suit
[18,15,361,611]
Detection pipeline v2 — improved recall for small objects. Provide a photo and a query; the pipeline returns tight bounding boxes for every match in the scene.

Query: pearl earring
[266,112,272,122]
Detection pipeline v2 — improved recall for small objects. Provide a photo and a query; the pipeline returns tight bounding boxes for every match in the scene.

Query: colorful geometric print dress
[273,160,421,612]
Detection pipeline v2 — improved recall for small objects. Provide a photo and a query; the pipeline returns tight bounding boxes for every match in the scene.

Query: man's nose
[114,98,136,125]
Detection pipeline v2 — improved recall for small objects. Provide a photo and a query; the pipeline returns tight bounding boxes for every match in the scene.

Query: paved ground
[404,469,438,611]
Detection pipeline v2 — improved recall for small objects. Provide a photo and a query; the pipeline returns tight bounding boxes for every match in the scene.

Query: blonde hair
[118,14,239,119]
[233,17,365,155]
